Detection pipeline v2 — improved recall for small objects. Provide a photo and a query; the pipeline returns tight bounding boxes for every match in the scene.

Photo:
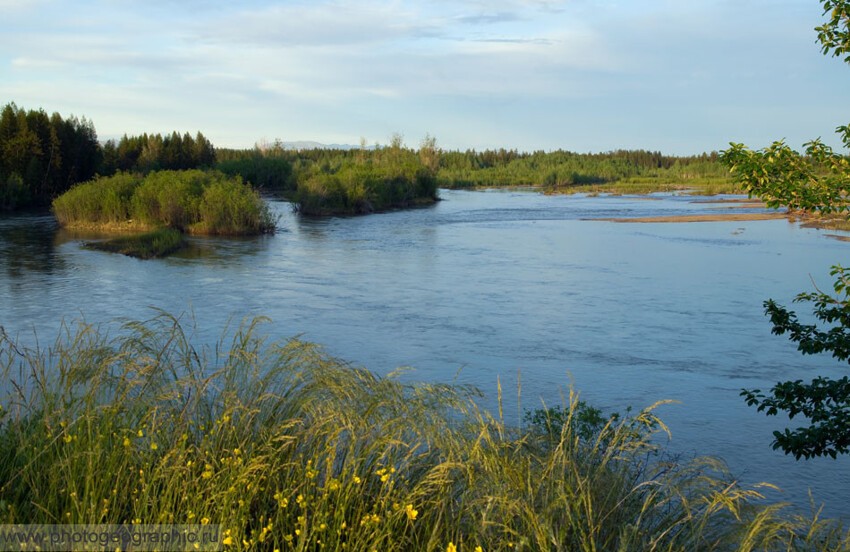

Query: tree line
[100,131,216,175]
[0,102,216,210]
[0,102,100,210]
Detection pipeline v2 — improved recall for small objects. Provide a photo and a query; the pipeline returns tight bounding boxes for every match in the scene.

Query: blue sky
[1,0,848,154]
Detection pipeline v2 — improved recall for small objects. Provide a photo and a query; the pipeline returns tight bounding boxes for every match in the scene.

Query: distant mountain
[278,140,368,151]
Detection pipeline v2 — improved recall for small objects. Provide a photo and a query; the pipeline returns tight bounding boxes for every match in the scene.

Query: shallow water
[2,189,849,518]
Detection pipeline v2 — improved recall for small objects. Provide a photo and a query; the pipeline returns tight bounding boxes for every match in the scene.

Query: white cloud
[0,0,847,153]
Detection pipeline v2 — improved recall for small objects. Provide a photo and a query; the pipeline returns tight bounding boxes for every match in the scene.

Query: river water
[2,189,849,518]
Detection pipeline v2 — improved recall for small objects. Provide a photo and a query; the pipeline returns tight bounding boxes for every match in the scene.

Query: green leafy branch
[742,266,850,459]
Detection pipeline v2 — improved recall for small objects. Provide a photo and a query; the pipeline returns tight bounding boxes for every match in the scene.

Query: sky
[1,0,848,155]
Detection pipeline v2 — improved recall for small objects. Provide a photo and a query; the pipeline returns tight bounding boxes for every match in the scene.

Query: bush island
[52,170,275,235]
[292,142,438,216]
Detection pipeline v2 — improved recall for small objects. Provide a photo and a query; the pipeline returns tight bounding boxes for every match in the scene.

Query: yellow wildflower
[200,517,210,525]
[123,437,131,447]
[447,543,457,552]
[405,504,418,521]
[222,536,233,546]
[150,442,158,451]
[137,429,143,437]
[353,475,362,484]
[475,547,483,552]
[359,513,381,526]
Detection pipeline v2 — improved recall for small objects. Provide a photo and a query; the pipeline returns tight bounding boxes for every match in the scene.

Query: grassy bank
[0,314,846,551]
[84,227,185,259]
[52,170,276,236]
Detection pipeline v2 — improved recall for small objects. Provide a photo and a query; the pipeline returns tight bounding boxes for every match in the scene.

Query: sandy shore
[593,213,789,223]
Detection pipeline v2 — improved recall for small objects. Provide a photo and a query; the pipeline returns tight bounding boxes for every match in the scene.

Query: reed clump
[0,313,846,551]
[52,170,275,236]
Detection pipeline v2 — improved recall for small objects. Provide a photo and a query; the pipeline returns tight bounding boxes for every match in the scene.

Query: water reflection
[0,211,65,278]
[170,234,274,263]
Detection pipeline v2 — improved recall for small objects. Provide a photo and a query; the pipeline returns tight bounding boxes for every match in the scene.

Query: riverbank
[1,314,846,550]
[598,213,788,223]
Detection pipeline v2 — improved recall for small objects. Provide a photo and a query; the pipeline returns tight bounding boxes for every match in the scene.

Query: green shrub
[130,170,205,229]
[294,158,438,216]
[217,154,295,191]
[52,173,142,226]
[196,175,275,235]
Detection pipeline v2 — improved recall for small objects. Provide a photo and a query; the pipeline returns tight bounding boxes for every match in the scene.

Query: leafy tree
[721,0,850,459]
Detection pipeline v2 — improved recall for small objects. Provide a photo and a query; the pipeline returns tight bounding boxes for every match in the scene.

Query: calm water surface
[2,189,849,518]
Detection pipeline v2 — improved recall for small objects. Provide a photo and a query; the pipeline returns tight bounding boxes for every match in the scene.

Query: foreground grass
[84,227,186,259]
[0,313,846,551]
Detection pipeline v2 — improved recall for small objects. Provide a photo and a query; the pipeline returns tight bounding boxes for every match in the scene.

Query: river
[1,189,849,518]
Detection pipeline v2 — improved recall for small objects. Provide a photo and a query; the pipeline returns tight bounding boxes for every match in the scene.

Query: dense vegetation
[0,102,100,210]
[215,143,735,205]
[217,145,295,191]
[52,170,275,236]
[216,136,439,215]
[0,313,846,551]
[720,0,850,459]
